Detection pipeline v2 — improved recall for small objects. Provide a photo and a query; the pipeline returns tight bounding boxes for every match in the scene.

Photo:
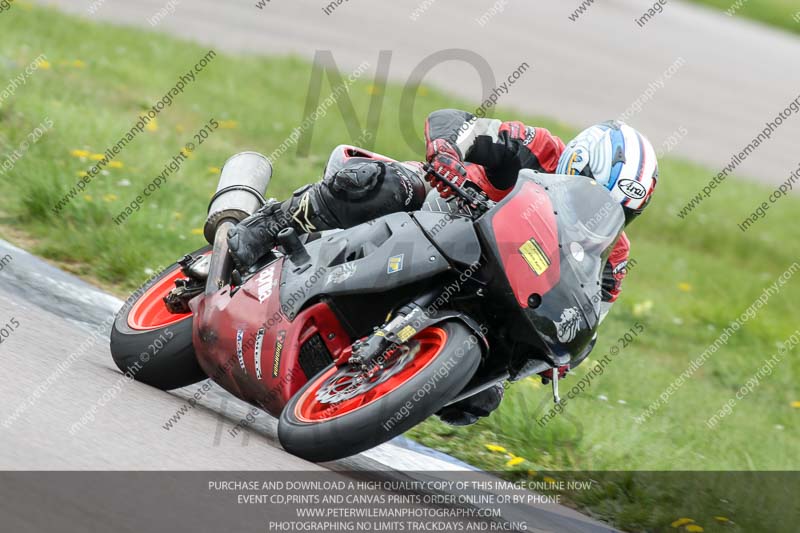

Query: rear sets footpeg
[163,253,210,314]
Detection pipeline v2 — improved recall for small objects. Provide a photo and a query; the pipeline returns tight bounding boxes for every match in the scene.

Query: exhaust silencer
[204,151,272,244]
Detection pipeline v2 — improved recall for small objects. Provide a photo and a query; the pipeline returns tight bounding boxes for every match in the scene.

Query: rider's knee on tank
[315,157,427,228]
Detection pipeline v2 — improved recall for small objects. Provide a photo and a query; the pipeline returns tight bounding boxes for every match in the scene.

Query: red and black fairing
[474,170,625,366]
[190,211,456,417]
[190,258,352,417]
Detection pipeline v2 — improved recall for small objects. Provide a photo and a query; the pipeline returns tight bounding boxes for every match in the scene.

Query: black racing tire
[109,246,210,391]
[278,320,482,462]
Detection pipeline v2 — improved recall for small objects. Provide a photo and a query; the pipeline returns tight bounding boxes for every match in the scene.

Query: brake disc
[315,341,420,404]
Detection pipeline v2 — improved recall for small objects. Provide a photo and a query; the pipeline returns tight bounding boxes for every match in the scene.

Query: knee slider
[327,159,385,200]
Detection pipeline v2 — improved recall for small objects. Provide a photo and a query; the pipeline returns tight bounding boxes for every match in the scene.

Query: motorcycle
[110,150,624,462]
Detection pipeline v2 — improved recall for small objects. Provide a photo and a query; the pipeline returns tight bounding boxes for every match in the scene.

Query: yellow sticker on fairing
[397,325,417,342]
[519,238,551,275]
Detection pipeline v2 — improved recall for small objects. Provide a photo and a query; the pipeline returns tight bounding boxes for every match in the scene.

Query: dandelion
[146,119,159,132]
[670,518,695,528]
[76,171,88,177]
[90,154,105,161]
[685,526,704,532]
[36,58,51,70]
[102,194,118,202]
[190,228,204,236]
[218,120,238,129]
[70,149,90,158]
[71,60,87,69]
[543,476,557,484]
[208,166,221,174]
[506,456,525,467]
[484,444,507,453]
[791,401,800,408]
[108,161,124,169]
[713,516,729,523]
[633,299,653,317]
[678,282,692,292]
[83,195,93,202]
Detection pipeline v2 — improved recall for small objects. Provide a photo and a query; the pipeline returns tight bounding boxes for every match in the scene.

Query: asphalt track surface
[33,0,800,188]
[0,240,617,532]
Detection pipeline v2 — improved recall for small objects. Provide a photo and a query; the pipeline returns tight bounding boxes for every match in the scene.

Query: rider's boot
[436,383,505,426]
[227,159,426,270]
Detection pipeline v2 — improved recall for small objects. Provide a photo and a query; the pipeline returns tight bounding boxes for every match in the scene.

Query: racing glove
[426,139,468,198]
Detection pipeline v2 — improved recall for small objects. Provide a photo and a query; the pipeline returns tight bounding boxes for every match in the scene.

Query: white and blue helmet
[556,121,658,224]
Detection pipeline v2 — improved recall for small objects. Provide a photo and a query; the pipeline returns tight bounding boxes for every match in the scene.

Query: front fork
[346,290,488,372]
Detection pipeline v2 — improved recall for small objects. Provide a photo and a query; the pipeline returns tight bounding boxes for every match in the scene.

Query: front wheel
[278,321,482,462]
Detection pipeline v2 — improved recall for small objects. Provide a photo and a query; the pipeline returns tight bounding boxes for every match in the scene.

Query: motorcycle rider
[227,109,659,426]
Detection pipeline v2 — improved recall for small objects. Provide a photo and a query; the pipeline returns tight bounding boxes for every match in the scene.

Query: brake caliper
[348,305,429,369]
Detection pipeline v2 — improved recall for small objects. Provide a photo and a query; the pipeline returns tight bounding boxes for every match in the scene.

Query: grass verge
[689,0,800,35]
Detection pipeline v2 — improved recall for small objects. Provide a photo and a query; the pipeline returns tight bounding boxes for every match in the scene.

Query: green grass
[2,5,800,532]
[689,0,800,35]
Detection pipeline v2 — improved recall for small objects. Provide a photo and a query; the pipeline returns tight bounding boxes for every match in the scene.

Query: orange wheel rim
[293,327,448,423]
[127,255,209,330]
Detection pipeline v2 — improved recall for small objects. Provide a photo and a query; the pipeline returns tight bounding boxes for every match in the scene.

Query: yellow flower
[83,195,93,202]
[70,149,90,158]
[208,166,221,174]
[90,154,106,161]
[527,470,537,477]
[678,282,692,292]
[670,518,695,528]
[526,376,542,389]
[146,118,159,132]
[36,58,51,70]
[190,228,204,235]
[713,517,729,523]
[181,148,194,158]
[686,526,704,532]
[366,84,382,96]
[633,299,654,317]
[102,194,118,202]
[506,456,525,467]
[219,120,238,129]
[76,171,89,178]
[108,161,124,169]
[790,401,800,408]
[484,444,507,453]
[71,60,87,69]
[543,476,557,484]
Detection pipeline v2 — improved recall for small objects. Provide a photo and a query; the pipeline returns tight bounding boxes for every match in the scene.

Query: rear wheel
[278,321,482,462]
[110,247,210,391]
